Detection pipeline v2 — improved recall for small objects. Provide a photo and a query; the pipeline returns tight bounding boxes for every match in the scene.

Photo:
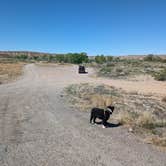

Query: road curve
[0,64,165,166]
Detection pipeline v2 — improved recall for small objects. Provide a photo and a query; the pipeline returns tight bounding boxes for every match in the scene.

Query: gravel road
[0,64,165,166]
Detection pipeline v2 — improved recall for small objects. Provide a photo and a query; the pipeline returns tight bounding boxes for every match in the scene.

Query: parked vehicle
[78,65,87,74]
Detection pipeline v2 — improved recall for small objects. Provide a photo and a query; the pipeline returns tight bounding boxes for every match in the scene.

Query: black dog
[90,106,114,128]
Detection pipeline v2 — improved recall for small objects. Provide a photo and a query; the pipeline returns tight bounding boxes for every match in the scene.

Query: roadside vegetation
[91,55,166,81]
[65,83,166,147]
[0,62,25,84]
[1,53,165,81]
[1,52,88,64]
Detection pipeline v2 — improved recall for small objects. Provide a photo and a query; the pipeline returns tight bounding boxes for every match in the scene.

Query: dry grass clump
[145,136,166,147]
[153,68,166,81]
[0,63,24,83]
[136,112,155,129]
[90,94,113,108]
[65,83,119,111]
[116,111,166,129]
[114,111,137,125]
[162,96,166,102]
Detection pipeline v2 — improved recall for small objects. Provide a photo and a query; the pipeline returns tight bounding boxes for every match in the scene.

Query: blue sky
[0,0,166,55]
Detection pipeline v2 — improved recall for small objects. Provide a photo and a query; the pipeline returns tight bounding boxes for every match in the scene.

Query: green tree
[16,54,28,60]
[95,55,106,64]
[67,52,88,64]
[55,54,65,62]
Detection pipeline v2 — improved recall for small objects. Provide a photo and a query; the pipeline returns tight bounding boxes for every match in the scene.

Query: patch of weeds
[0,63,24,83]
[153,69,166,81]
[96,59,166,80]
[136,112,155,129]
[64,83,166,147]
[145,136,166,147]
[115,111,139,125]
[65,83,121,111]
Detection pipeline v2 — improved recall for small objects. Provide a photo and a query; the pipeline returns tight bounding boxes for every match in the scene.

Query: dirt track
[0,64,166,166]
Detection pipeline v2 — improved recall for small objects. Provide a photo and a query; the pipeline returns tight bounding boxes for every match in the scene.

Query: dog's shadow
[95,121,122,128]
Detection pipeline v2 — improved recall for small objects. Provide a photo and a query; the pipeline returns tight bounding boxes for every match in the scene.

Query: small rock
[128,127,133,132]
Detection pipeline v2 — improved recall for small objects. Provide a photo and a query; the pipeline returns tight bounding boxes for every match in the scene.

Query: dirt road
[0,64,165,166]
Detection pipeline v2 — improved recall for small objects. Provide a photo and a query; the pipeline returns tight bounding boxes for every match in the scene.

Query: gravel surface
[0,64,165,166]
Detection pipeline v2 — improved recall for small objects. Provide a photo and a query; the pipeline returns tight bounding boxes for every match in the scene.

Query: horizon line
[0,50,166,57]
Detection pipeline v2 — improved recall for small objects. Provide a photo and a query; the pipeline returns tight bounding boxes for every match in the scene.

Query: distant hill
[0,51,54,58]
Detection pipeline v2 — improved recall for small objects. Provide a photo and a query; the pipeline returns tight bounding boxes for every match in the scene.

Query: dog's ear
[108,106,114,111]
[111,106,114,111]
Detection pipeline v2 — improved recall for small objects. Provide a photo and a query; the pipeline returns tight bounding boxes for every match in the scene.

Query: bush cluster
[14,53,88,64]
[94,55,114,64]
[153,69,166,81]
[143,54,166,62]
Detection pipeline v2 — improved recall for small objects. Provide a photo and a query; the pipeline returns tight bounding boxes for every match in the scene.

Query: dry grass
[64,83,166,147]
[0,63,24,83]
[114,111,137,125]
[97,60,166,80]
[65,83,119,111]
[136,112,155,129]
[36,62,73,67]
[162,96,166,102]
[90,94,113,108]
[145,136,166,147]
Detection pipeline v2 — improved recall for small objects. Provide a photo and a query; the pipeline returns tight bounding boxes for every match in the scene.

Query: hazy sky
[0,0,166,55]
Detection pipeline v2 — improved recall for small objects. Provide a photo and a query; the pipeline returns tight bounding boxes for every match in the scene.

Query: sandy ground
[0,64,166,166]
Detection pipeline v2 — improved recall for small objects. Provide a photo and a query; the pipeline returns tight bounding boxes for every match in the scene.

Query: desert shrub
[136,112,155,129]
[115,111,138,125]
[65,84,119,111]
[116,68,123,73]
[153,69,166,81]
[162,59,166,63]
[95,55,106,64]
[106,62,115,67]
[99,67,112,74]
[144,54,162,62]
[144,54,155,61]
[90,94,113,108]
[113,57,120,62]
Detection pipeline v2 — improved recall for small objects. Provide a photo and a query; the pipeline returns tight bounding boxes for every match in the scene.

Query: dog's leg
[102,119,106,128]
[90,113,93,123]
[93,117,96,124]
